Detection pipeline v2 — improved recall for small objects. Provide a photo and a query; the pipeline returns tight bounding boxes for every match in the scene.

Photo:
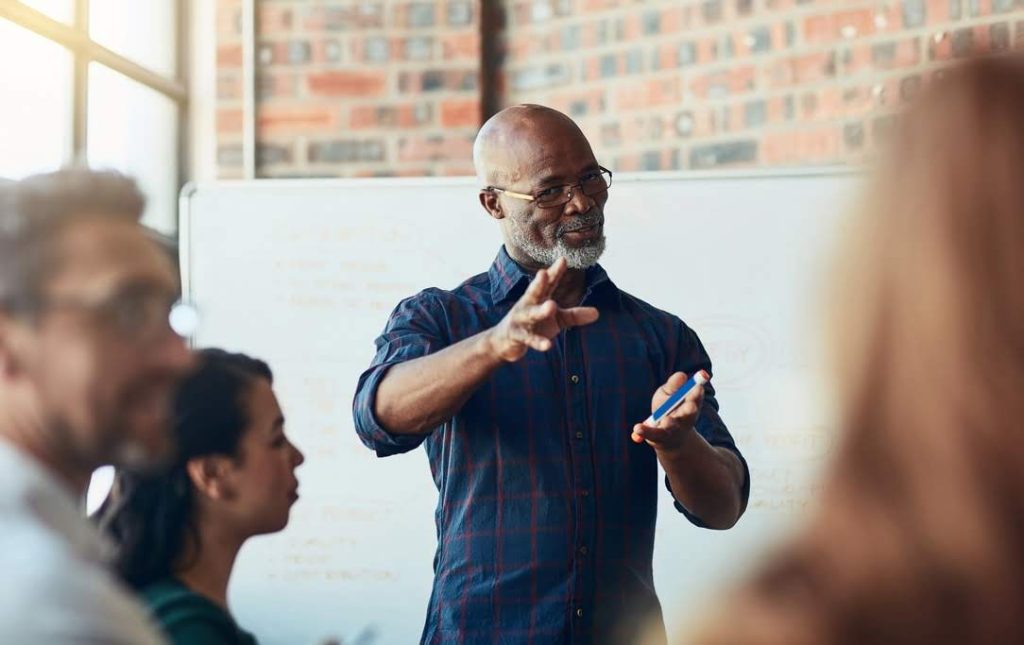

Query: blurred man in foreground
[0,169,193,643]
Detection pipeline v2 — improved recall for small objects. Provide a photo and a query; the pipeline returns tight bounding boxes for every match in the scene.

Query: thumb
[652,372,688,408]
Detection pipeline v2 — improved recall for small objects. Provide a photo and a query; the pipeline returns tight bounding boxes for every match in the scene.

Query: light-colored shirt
[0,440,166,644]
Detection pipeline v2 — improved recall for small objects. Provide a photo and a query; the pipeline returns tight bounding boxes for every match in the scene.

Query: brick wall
[214,0,1024,178]
[501,0,1024,171]
[215,0,480,178]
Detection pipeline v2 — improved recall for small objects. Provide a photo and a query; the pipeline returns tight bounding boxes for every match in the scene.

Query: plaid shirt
[353,247,749,645]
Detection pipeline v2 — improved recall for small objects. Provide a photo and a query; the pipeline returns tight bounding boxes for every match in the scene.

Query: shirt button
[579,546,588,555]
[570,374,580,384]
[576,608,584,618]
[575,431,584,440]
[581,489,590,497]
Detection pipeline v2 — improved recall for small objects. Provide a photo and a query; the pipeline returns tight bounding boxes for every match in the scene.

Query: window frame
[0,0,188,228]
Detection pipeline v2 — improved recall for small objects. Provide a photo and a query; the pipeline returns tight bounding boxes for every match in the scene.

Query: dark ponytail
[94,348,273,589]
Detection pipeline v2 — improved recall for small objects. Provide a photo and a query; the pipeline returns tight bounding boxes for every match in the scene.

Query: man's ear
[479,190,505,221]
[186,456,235,502]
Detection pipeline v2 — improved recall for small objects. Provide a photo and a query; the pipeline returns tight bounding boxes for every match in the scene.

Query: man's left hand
[631,372,703,452]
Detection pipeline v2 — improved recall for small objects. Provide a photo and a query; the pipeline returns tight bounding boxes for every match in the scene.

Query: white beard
[507,215,607,270]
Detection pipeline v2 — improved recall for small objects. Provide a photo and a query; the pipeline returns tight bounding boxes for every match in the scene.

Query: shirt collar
[488,246,619,308]
[0,440,114,565]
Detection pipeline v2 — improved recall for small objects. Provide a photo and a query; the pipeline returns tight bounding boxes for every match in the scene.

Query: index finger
[539,257,567,302]
[520,263,552,305]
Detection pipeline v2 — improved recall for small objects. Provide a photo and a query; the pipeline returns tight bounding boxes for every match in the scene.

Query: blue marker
[645,370,710,425]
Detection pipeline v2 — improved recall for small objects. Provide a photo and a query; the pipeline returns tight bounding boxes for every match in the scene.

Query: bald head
[473,105,592,188]
[474,105,608,271]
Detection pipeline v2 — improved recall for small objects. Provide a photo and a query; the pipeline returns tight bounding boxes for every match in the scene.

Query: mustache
[556,211,604,236]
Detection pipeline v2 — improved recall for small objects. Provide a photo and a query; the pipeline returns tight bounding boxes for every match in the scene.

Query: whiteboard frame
[178,166,859,304]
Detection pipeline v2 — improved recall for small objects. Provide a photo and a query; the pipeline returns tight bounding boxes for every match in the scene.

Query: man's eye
[581,172,601,183]
[111,299,150,329]
[537,186,563,198]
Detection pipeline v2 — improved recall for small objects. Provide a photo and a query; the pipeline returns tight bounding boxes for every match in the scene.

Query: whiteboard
[180,170,860,645]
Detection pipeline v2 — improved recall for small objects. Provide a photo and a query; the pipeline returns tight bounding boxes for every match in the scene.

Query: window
[0,1,185,231]
[18,0,73,24]
[89,63,179,231]
[0,19,73,178]
[89,0,177,77]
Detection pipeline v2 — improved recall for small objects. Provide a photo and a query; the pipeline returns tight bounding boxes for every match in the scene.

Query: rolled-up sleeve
[665,320,751,527]
[352,290,450,457]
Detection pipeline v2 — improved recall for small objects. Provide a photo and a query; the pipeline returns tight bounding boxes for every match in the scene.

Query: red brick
[508,35,537,60]
[692,38,713,64]
[623,15,642,40]
[440,99,479,128]
[804,9,875,44]
[216,2,241,36]
[762,127,842,164]
[873,5,899,32]
[765,51,836,88]
[928,31,954,60]
[350,106,379,129]
[765,97,787,124]
[258,72,298,99]
[258,106,337,134]
[398,135,474,164]
[546,89,605,116]
[398,167,436,178]
[307,71,387,97]
[690,66,757,99]
[217,44,243,68]
[349,104,432,129]
[440,165,475,177]
[656,43,676,69]
[309,40,339,64]
[258,5,292,33]
[217,73,242,101]
[616,153,640,172]
[443,33,479,60]
[615,78,682,111]
[661,7,685,33]
[217,108,243,135]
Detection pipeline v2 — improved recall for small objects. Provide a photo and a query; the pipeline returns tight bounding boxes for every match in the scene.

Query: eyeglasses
[486,166,613,209]
[5,288,200,344]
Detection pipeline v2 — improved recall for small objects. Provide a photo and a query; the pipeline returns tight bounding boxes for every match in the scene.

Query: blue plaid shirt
[353,247,749,644]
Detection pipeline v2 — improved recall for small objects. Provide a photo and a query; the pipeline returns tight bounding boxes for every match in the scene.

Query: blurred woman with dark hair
[692,54,1024,645]
[96,349,305,645]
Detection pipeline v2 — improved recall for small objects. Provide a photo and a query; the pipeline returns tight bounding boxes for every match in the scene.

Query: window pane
[0,19,72,178]
[89,0,177,77]
[88,63,179,233]
[18,0,74,25]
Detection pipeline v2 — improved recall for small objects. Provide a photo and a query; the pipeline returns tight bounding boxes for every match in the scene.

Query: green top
[140,578,258,645]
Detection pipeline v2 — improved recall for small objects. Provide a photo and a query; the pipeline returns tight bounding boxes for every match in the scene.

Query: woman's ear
[186,456,235,502]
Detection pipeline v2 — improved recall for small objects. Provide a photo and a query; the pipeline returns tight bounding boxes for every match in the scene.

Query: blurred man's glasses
[6,289,200,344]
[486,166,613,209]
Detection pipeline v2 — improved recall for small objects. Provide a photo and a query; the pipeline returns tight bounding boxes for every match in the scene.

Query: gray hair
[0,168,146,313]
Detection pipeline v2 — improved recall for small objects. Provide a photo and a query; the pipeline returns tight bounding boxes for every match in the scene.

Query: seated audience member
[693,55,1024,645]
[0,169,193,643]
[97,349,305,645]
